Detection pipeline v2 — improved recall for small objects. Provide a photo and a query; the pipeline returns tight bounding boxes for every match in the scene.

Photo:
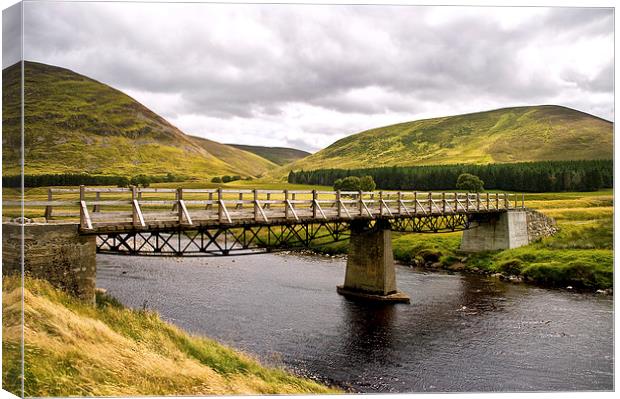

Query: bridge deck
[4,187,523,234]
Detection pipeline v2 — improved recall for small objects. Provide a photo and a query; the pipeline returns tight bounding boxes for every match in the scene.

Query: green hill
[2,62,276,178]
[227,144,310,165]
[191,137,278,177]
[277,105,612,176]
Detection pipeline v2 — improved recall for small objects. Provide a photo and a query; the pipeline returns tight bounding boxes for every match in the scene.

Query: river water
[97,252,613,393]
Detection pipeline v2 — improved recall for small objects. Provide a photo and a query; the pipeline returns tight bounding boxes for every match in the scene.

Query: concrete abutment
[460,209,555,252]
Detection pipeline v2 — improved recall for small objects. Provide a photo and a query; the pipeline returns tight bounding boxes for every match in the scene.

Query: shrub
[333,176,363,191]
[130,174,151,188]
[456,173,484,192]
[359,175,376,191]
[211,177,222,183]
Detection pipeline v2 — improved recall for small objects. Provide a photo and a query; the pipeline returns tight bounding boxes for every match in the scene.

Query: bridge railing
[3,186,524,230]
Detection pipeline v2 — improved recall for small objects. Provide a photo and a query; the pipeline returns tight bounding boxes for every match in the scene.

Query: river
[97,252,613,393]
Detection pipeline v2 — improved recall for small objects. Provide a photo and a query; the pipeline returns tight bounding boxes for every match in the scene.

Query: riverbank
[1,276,338,396]
[306,190,613,292]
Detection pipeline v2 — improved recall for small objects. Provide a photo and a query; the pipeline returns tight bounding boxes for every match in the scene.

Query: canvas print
[1,0,614,396]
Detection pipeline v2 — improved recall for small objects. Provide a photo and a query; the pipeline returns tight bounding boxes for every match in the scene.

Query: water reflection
[341,301,397,362]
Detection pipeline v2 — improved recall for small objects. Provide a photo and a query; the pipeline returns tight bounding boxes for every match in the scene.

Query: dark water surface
[97,253,613,393]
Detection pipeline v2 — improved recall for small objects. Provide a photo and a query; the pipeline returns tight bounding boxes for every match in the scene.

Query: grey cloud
[2,2,22,69]
[561,62,614,93]
[15,2,615,150]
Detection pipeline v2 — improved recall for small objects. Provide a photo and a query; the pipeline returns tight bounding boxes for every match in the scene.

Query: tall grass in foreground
[1,276,337,396]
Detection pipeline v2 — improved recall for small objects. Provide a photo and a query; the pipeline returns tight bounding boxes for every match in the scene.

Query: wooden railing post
[79,185,86,227]
[504,192,509,209]
[454,192,458,211]
[237,192,243,209]
[44,188,53,220]
[514,194,518,209]
[477,193,481,210]
[522,193,525,209]
[177,187,184,223]
[442,192,446,213]
[397,191,402,214]
[465,192,469,211]
[218,187,224,222]
[172,189,179,212]
[378,191,383,216]
[486,192,490,209]
[358,190,363,216]
[428,192,432,213]
[93,191,101,213]
[311,190,317,218]
[131,185,139,225]
[253,189,259,221]
[496,193,499,210]
[266,192,271,209]
[413,191,417,214]
[284,190,289,219]
[336,190,342,218]
[206,192,213,210]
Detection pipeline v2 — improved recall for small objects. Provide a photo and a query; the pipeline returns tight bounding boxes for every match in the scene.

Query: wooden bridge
[33,186,522,229]
[9,186,524,255]
[4,186,527,303]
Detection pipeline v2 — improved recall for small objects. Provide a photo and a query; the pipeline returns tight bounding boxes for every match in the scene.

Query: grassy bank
[1,276,338,396]
[308,190,613,291]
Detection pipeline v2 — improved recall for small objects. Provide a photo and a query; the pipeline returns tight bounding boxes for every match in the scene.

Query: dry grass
[2,277,338,397]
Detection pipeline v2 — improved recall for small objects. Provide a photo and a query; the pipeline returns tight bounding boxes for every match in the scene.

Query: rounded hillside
[279,105,612,175]
[2,61,277,178]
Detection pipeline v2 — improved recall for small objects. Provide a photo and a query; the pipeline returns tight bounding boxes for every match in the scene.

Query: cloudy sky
[10,2,616,152]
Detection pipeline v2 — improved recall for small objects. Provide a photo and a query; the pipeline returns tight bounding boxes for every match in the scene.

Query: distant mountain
[191,137,278,177]
[278,105,613,175]
[2,61,277,178]
[227,144,310,166]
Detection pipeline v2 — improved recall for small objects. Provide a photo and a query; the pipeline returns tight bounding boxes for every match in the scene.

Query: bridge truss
[96,213,474,257]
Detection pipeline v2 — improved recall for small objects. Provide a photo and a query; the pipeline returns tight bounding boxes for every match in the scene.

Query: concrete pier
[337,220,410,303]
[460,210,529,252]
[2,223,97,302]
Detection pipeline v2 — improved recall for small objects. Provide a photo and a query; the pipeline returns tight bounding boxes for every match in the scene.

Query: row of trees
[211,175,244,183]
[288,160,613,192]
[2,172,185,188]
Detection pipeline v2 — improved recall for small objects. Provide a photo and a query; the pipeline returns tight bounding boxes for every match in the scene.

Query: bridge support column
[337,219,410,303]
[460,210,529,252]
[2,223,96,303]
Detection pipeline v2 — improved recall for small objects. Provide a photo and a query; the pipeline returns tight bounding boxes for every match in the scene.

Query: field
[1,276,337,397]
